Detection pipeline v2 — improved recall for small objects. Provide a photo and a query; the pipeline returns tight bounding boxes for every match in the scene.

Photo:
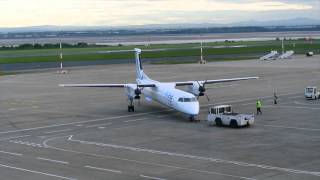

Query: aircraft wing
[175,76,259,86]
[59,83,156,88]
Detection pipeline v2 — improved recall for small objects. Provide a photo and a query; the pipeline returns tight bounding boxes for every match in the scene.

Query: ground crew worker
[274,92,278,104]
[256,100,262,115]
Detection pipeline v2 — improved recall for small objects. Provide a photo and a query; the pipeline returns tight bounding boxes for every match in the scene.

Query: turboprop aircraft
[60,48,258,121]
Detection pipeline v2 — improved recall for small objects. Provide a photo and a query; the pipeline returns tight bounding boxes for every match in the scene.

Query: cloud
[0,0,317,27]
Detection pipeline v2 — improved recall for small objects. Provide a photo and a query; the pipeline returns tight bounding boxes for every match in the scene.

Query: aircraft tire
[128,106,135,112]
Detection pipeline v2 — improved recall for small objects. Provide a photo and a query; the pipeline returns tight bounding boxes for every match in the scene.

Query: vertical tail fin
[134,48,143,80]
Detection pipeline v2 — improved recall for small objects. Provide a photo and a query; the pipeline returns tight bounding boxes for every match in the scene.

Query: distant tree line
[1,25,320,40]
[0,42,109,50]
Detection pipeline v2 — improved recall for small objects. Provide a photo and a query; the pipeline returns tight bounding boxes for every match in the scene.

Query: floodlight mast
[199,42,206,64]
[60,42,63,70]
[281,38,285,54]
[201,42,204,61]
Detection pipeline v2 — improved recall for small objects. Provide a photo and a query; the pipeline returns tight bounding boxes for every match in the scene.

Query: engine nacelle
[187,82,201,96]
[125,84,142,100]
[187,81,206,97]
[125,85,137,100]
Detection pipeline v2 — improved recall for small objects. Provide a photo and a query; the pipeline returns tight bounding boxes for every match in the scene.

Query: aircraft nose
[188,102,200,115]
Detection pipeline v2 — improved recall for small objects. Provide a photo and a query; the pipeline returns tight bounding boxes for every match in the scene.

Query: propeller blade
[205,94,210,101]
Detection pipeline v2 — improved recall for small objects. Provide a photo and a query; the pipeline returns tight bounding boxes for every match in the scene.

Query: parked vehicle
[207,105,254,128]
[306,52,314,57]
[305,87,320,100]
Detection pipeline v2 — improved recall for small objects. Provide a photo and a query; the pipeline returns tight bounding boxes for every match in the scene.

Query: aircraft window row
[178,98,197,102]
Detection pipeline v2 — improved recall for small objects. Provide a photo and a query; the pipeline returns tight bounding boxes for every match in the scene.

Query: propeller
[196,80,210,101]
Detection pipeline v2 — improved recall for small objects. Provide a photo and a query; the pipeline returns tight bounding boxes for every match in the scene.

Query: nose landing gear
[189,115,198,122]
[128,98,135,112]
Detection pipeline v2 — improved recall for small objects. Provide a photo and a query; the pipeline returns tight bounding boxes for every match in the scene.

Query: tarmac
[0,55,320,180]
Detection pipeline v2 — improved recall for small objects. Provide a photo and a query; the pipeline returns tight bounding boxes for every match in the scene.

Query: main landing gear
[128,99,135,112]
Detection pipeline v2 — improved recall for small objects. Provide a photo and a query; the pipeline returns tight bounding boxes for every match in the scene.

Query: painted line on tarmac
[0,135,31,142]
[10,140,45,148]
[140,174,167,180]
[0,92,301,135]
[0,111,170,135]
[44,129,73,134]
[38,133,69,139]
[67,135,320,177]
[124,118,148,123]
[0,150,23,156]
[85,165,122,174]
[85,123,112,128]
[241,102,255,106]
[0,163,77,180]
[37,157,69,165]
[43,136,257,180]
[265,105,320,110]
[258,124,320,131]
[294,101,320,106]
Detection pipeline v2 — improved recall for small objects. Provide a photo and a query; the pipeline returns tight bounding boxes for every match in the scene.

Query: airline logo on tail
[135,48,144,80]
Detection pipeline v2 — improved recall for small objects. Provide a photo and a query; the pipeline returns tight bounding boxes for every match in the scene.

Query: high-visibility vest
[256,101,262,108]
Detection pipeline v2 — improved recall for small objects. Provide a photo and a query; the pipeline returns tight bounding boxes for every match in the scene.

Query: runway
[0,55,320,179]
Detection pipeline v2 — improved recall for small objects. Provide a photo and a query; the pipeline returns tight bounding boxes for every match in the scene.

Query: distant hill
[0,18,319,33]
[234,18,320,27]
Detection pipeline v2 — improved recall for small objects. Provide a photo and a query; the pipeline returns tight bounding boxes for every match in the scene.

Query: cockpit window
[179,97,197,102]
[184,98,191,102]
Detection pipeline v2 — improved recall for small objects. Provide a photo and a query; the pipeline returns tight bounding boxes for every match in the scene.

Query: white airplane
[60,48,258,121]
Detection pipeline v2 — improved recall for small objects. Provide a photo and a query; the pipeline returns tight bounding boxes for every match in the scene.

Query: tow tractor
[305,86,320,100]
[207,105,254,128]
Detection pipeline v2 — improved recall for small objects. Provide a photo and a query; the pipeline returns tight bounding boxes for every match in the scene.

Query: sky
[0,0,319,27]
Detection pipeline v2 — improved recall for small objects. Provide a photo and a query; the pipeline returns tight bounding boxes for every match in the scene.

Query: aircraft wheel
[128,106,135,112]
